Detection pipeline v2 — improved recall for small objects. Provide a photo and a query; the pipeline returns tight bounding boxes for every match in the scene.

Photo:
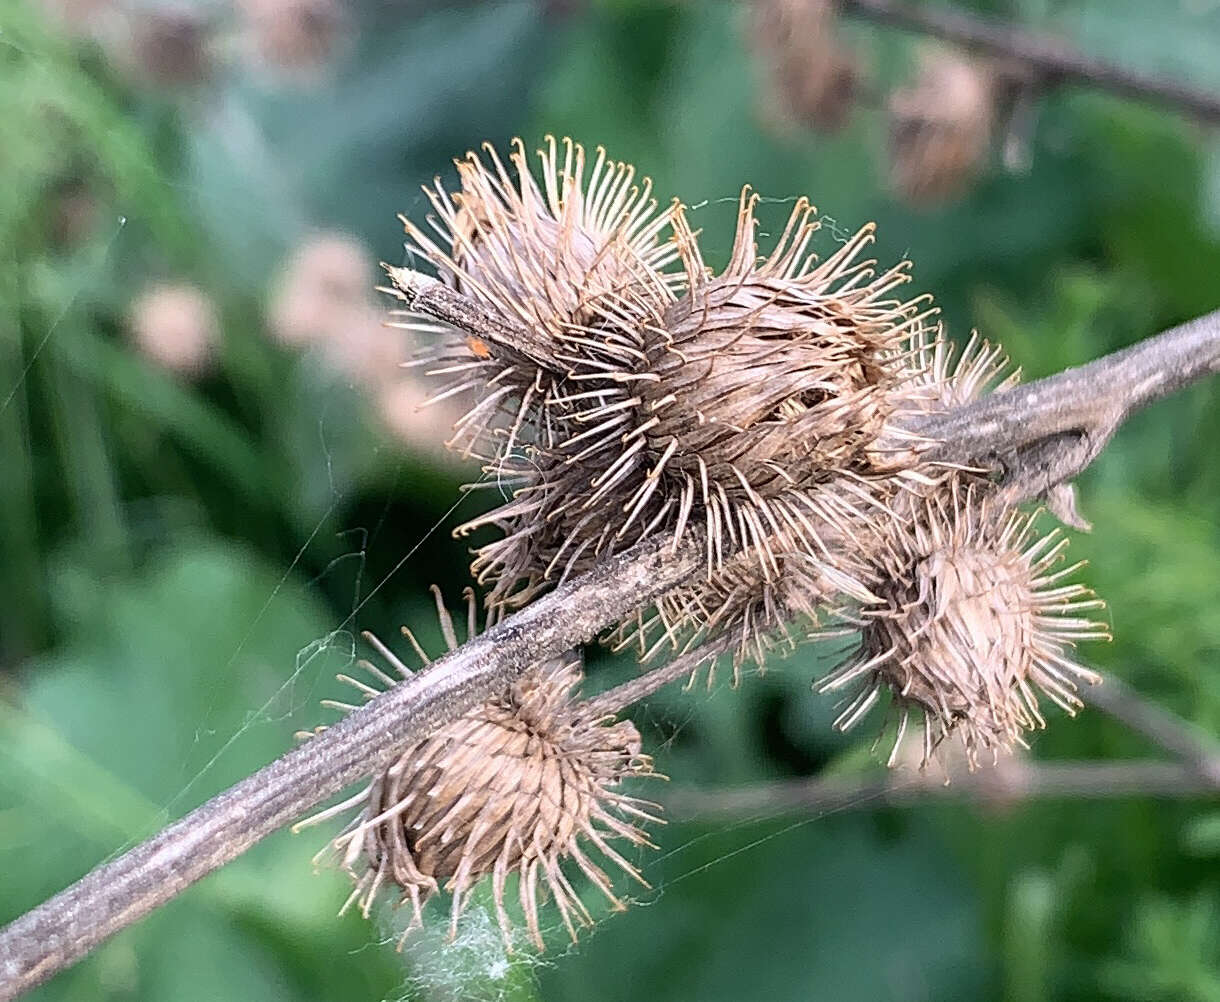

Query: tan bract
[299,590,658,951]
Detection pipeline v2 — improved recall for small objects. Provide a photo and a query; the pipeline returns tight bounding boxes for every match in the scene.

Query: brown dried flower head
[127,282,219,377]
[299,589,659,951]
[269,233,374,347]
[121,7,215,88]
[820,479,1108,768]
[238,0,348,81]
[268,233,413,387]
[387,137,681,457]
[888,47,997,206]
[749,0,861,134]
[608,329,1011,678]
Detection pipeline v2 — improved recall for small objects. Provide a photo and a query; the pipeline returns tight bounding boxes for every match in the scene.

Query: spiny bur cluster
[821,478,1107,768]
[385,136,1107,748]
[388,140,935,617]
[307,136,1108,952]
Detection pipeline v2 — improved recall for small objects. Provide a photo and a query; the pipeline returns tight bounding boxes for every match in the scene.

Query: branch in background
[670,667,1220,820]
[666,759,1220,821]
[2,304,1220,997]
[1085,673,1220,783]
[838,0,1220,124]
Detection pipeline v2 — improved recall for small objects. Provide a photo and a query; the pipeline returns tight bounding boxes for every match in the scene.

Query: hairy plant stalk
[839,0,1220,123]
[1,307,1219,998]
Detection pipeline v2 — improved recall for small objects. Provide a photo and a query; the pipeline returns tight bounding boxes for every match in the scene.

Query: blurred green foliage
[3,0,1220,999]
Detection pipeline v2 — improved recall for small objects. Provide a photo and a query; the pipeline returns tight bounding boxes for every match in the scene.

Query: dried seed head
[409,136,679,336]
[121,7,214,88]
[386,137,680,455]
[268,233,410,386]
[819,480,1108,768]
[300,589,659,951]
[238,0,348,81]
[456,187,934,611]
[48,179,103,251]
[269,233,374,347]
[749,0,861,134]
[617,328,1021,677]
[127,282,219,377]
[374,376,472,464]
[642,191,929,483]
[888,47,996,206]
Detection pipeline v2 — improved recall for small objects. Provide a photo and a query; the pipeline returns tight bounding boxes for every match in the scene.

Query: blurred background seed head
[127,282,220,376]
[6,0,1220,999]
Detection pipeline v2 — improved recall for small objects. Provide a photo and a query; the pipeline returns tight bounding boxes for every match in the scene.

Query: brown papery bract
[748,0,862,134]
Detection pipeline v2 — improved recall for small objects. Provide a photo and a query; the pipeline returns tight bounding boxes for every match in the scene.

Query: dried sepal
[298,588,660,951]
[819,479,1109,768]
[888,47,997,206]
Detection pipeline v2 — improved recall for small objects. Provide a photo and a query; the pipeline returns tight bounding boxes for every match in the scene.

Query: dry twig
[669,668,1220,819]
[839,0,1220,123]
[666,760,1220,820]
